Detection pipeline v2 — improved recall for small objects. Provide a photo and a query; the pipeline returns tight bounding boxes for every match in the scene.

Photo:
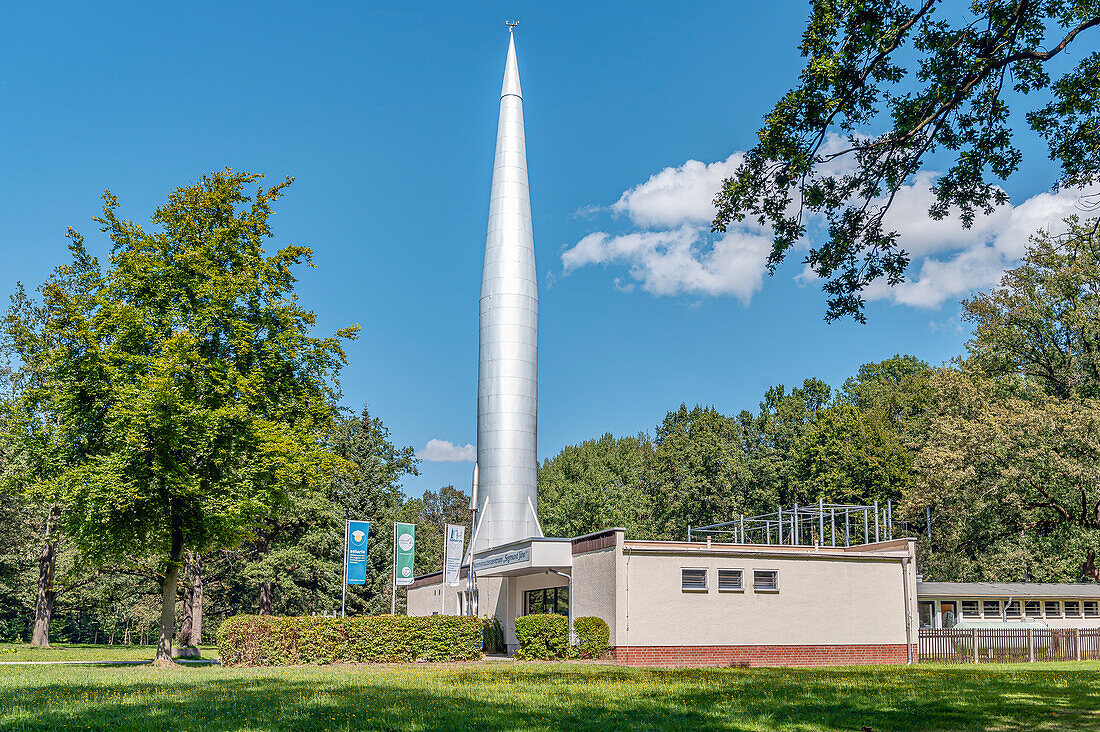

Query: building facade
[408,528,921,667]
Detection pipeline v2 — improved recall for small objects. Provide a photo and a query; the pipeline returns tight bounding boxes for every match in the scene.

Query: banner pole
[441,525,446,616]
[341,520,348,618]
[391,521,397,615]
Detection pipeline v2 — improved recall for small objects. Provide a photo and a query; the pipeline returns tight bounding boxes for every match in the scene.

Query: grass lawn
[0,643,218,663]
[1,661,1099,731]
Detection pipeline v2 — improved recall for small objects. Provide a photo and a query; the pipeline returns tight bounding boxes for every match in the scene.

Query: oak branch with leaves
[713,0,1100,321]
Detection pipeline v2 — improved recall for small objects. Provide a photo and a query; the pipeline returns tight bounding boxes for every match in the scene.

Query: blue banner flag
[346,521,369,585]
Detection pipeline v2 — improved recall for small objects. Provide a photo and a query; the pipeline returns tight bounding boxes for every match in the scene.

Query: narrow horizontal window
[1084,601,1098,618]
[1044,601,1061,617]
[1004,601,1022,618]
[982,600,1001,617]
[681,568,708,591]
[1024,601,1042,618]
[961,601,980,618]
[717,569,743,591]
[753,570,779,591]
[1065,601,1081,617]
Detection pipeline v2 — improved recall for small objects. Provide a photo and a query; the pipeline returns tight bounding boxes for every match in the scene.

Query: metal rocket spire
[470,28,541,556]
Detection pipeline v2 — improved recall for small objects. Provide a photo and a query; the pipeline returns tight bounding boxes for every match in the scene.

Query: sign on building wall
[394,522,416,586]
[444,524,465,587]
[345,520,370,585]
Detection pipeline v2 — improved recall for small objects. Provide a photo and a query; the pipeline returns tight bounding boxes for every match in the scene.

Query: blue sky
[1,2,1087,497]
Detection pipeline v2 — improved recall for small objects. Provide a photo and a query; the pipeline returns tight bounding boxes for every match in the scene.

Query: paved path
[0,659,219,666]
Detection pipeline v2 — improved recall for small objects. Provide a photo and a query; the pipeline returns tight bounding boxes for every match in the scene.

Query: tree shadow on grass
[1,663,1099,731]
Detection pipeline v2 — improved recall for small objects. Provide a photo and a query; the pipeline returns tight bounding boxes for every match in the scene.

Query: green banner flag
[394,522,415,587]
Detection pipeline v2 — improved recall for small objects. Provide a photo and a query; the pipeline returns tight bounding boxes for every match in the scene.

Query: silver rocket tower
[471,29,541,555]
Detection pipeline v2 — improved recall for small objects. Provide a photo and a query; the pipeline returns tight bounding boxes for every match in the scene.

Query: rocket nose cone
[501,32,522,99]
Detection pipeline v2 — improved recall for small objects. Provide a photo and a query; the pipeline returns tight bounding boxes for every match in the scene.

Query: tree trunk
[178,554,194,646]
[155,528,185,663]
[191,554,203,644]
[177,552,203,646]
[30,506,61,648]
[258,581,274,615]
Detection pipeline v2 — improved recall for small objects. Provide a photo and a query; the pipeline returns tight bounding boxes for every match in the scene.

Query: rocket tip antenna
[506,20,519,33]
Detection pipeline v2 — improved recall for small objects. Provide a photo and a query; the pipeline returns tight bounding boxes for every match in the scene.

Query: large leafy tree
[963,216,1100,398]
[537,433,655,539]
[329,406,418,615]
[649,405,761,539]
[914,367,1100,579]
[737,378,833,507]
[402,485,472,578]
[713,1,1100,321]
[793,402,913,505]
[20,170,355,661]
[3,260,105,647]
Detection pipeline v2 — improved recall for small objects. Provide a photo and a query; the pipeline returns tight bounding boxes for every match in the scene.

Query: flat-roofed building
[916,582,1100,630]
[408,528,921,667]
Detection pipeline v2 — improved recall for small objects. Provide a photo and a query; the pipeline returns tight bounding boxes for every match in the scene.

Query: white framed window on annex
[753,569,779,592]
[681,568,708,592]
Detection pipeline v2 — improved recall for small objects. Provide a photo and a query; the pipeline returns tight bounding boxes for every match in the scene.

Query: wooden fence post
[972,628,979,664]
[1028,628,1035,663]
[1075,629,1082,661]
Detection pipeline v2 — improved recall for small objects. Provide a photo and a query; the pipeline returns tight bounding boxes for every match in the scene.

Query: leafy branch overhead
[712,0,1100,322]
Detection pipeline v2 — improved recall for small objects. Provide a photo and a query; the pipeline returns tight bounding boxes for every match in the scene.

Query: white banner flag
[444,524,465,587]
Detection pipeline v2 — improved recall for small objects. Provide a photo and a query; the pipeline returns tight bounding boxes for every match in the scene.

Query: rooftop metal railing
[687,500,896,547]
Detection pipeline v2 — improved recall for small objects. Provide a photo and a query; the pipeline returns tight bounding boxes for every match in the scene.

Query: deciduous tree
[27,170,355,661]
[713,1,1100,321]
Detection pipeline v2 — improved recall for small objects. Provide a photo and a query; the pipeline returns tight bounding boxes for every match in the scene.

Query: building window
[982,600,1001,618]
[1005,601,1022,618]
[961,600,980,618]
[681,568,708,592]
[717,569,743,592]
[1045,601,1062,617]
[753,569,779,592]
[1065,600,1082,617]
[919,602,934,629]
[1024,600,1042,618]
[525,587,569,616]
[1085,601,1099,618]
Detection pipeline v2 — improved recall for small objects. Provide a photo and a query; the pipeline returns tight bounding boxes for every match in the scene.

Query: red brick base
[612,643,913,668]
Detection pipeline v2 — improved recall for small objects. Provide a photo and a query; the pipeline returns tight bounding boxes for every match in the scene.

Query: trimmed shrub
[483,616,506,654]
[217,614,482,667]
[573,616,610,658]
[513,613,573,660]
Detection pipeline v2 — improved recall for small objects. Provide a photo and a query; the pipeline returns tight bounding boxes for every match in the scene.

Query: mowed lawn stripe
[2,662,1099,731]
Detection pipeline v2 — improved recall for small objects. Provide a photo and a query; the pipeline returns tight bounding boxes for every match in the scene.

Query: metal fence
[919,628,1100,663]
[688,500,897,547]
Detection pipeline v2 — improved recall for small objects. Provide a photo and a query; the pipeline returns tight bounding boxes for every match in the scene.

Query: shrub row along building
[406,30,1100,667]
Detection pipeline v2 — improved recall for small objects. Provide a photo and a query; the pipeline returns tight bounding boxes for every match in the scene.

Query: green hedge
[514,614,572,660]
[217,614,483,666]
[574,616,610,658]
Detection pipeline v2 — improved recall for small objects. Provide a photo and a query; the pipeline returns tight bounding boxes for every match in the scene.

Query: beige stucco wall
[572,545,619,642]
[617,544,917,647]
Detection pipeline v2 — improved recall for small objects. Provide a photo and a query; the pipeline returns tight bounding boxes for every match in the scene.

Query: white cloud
[564,146,1100,311]
[874,184,1099,308]
[416,439,476,462]
[610,153,743,228]
[562,224,771,303]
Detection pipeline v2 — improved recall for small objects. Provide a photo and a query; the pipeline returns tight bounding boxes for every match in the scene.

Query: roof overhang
[471,537,573,577]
